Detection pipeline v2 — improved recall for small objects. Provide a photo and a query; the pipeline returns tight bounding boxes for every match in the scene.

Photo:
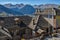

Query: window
[33,19,36,25]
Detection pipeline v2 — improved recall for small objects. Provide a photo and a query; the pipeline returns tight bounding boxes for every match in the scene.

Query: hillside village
[0,4,60,40]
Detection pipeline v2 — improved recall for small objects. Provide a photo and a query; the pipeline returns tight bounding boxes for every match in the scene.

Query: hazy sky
[0,0,60,5]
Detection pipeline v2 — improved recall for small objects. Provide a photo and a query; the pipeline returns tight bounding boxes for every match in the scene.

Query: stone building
[0,8,59,40]
[0,16,33,40]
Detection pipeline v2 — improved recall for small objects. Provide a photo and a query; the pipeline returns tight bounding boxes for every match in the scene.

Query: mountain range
[3,4,59,8]
[0,4,60,16]
[33,4,59,8]
[0,4,36,16]
[0,5,23,16]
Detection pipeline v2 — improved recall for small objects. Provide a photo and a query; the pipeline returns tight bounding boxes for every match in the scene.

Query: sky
[0,0,60,5]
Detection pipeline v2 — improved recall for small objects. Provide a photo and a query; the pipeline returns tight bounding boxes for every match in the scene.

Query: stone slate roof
[36,15,51,29]
[18,16,32,25]
[0,32,6,36]
[0,16,32,28]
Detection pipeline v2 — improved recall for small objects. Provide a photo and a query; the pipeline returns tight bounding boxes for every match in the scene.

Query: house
[0,16,33,39]
[0,7,59,40]
[30,8,57,37]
